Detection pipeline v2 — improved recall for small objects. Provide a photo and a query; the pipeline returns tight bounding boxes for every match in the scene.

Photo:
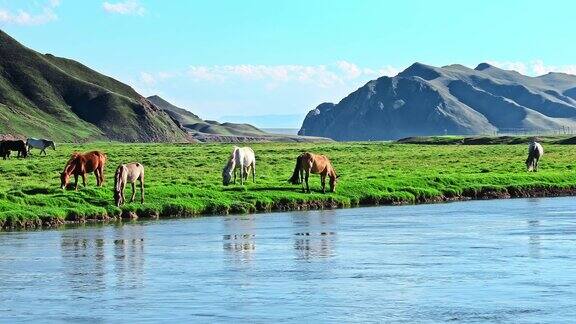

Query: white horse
[114,162,145,207]
[222,146,256,186]
[526,141,544,172]
[26,138,56,155]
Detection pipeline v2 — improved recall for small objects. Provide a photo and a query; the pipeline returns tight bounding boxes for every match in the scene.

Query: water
[2,197,576,323]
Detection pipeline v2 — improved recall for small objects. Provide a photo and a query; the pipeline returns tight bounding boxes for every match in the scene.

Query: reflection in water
[60,225,145,292]
[60,230,107,293]
[292,210,337,260]
[222,216,256,263]
[528,219,541,259]
[113,226,145,289]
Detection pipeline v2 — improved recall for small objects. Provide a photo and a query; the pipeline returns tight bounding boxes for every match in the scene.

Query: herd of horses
[0,137,546,207]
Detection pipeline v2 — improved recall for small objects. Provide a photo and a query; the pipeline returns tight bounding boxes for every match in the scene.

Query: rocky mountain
[0,30,187,142]
[148,95,331,143]
[299,62,576,140]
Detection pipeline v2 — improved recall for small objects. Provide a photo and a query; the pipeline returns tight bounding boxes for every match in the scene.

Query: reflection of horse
[60,151,107,190]
[114,163,145,207]
[26,138,56,155]
[526,141,544,172]
[222,146,256,186]
[0,140,28,159]
[289,152,338,193]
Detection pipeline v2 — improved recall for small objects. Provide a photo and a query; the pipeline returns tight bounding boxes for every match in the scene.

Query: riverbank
[2,141,576,230]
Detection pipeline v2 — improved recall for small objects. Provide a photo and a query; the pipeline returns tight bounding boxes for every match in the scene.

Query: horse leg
[535,157,539,172]
[99,166,105,186]
[245,166,250,181]
[239,163,244,185]
[252,162,256,183]
[321,174,326,194]
[140,177,145,204]
[305,170,310,193]
[74,174,79,190]
[81,173,87,187]
[130,182,136,203]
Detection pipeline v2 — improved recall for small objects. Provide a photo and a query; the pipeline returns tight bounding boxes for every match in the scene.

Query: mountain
[147,95,331,143]
[0,30,187,142]
[299,62,576,141]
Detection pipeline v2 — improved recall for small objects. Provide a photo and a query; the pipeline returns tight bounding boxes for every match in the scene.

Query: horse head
[329,172,339,193]
[60,171,70,189]
[222,166,232,186]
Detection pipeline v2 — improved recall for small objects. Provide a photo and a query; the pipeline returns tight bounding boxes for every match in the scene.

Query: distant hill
[148,95,332,143]
[0,30,187,142]
[219,114,304,128]
[299,62,576,141]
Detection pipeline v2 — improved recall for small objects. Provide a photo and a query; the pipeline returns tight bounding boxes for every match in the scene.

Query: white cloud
[103,0,145,16]
[531,60,576,76]
[485,60,576,76]
[0,0,60,26]
[336,60,362,79]
[185,62,401,88]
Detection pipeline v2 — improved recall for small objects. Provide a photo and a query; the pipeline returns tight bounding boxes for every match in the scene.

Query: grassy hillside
[2,141,576,229]
[0,30,186,142]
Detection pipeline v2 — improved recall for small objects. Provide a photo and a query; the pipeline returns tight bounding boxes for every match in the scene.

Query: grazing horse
[526,141,544,172]
[26,138,56,155]
[0,140,28,159]
[60,151,107,190]
[289,152,338,193]
[114,162,145,207]
[222,146,256,186]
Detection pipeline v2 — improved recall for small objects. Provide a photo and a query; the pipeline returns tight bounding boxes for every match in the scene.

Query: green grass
[1,141,576,229]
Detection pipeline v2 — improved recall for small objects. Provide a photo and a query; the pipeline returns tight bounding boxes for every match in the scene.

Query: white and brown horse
[114,162,145,207]
[222,146,256,186]
[526,141,544,172]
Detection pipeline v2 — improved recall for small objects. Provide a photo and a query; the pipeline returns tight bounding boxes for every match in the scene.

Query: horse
[289,152,338,193]
[0,140,28,160]
[526,141,544,172]
[114,162,145,207]
[26,138,56,155]
[222,146,256,186]
[60,151,107,190]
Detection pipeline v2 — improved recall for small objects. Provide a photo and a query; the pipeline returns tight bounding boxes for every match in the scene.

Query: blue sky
[1,0,575,127]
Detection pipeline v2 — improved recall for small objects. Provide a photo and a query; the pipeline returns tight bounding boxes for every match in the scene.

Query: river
[2,197,576,322]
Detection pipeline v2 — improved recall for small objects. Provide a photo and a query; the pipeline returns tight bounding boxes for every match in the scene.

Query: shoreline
[3,185,575,231]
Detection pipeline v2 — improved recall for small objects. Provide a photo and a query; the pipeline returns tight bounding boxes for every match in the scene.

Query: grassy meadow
[1,141,576,229]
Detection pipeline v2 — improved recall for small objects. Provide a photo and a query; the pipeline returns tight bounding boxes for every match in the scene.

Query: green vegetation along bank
[2,141,576,230]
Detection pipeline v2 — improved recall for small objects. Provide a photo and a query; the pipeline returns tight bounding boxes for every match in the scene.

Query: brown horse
[60,151,107,190]
[289,152,339,193]
[114,162,145,207]
[0,140,28,159]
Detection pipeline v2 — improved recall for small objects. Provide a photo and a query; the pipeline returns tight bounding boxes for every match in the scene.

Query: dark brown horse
[289,152,339,193]
[60,151,107,190]
[0,140,28,160]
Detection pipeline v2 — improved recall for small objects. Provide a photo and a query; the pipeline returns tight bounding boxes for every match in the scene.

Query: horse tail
[289,154,303,184]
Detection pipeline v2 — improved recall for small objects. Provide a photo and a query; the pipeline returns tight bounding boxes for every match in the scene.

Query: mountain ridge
[299,62,576,140]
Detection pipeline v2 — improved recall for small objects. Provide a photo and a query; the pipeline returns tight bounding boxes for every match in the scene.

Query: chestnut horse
[289,152,339,193]
[60,151,107,189]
